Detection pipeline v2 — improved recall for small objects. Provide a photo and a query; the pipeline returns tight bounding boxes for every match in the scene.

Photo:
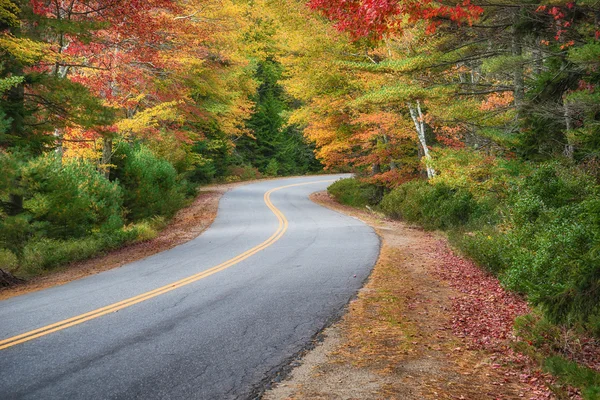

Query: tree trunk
[101,136,113,179]
[0,269,24,288]
[54,128,64,160]
[512,10,525,117]
[7,193,23,216]
[371,162,381,176]
[532,40,543,76]
[563,101,574,159]
[381,133,397,170]
[408,101,435,179]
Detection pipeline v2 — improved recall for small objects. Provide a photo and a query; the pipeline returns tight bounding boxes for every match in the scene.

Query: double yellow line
[0,179,333,351]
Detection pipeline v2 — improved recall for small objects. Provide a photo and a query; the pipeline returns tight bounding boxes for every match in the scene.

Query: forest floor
[263,192,556,400]
[0,181,242,301]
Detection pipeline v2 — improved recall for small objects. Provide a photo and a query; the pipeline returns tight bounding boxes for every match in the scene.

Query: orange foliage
[480,92,514,111]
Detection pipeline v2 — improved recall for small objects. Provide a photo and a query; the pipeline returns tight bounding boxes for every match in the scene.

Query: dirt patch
[264,191,551,400]
[0,182,242,301]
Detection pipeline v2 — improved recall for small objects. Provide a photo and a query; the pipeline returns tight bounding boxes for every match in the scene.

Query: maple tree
[308,0,483,39]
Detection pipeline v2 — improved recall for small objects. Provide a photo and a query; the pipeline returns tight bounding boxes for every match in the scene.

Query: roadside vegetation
[0,1,322,282]
[329,168,600,397]
[2,0,599,397]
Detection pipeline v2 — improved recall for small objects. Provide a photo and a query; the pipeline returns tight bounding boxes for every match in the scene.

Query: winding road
[0,175,380,399]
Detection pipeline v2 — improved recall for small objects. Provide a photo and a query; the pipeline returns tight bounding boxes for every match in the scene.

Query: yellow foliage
[117,101,184,136]
[62,127,102,163]
[0,34,52,65]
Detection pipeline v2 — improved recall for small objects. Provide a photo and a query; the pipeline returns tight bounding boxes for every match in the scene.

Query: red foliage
[30,0,180,106]
[362,169,417,188]
[307,0,483,40]
[431,241,558,399]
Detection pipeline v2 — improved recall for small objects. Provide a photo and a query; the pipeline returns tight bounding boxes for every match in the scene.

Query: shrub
[21,236,107,275]
[453,229,507,274]
[20,155,123,239]
[380,180,481,230]
[0,215,32,259]
[265,159,280,176]
[225,165,262,181]
[544,356,600,400]
[494,166,600,329]
[0,248,18,271]
[453,164,600,331]
[327,178,382,208]
[189,156,217,184]
[17,219,164,275]
[112,144,186,221]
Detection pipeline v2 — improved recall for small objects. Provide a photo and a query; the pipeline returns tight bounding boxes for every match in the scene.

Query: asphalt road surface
[0,175,380,400]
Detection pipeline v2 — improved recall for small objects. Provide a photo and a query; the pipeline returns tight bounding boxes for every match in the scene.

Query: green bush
[375,163,600,332]
[19,155,123,239]
[265,159,280,176]
[0,248,18,270]
[17,220,164,275]
[380,180,482,230]
[113,144,186,221]
[452,229,507,274]
[21,236,108,275]
[189,157,217,184]
[544,356,600,400]
[225,165,262,181]
[454,164,600,331]
[0,215,32,259]
[327,178,382,208]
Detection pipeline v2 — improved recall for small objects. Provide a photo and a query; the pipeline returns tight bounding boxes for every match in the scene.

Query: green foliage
[453,229,507,274]
[0,215,31,258]
[21,155,124,238]
[514,312,600,399]
[18,222,155,275]
[224,164,262,182]
[21,236,109,275]
[0,76,24,94]
[112,143,186,222]
[236,57,321,176]
[380,180,483,230]
[0,247,17,269]
[514,313,564,352]
[351,157,600,334]
[544,357,600,400]
[447,163,600,331]
[0,0,20,28]
[327,178,381,208]
[265,158,279,176]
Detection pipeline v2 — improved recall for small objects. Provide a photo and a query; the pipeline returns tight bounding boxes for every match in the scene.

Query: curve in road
[0,175,380,399]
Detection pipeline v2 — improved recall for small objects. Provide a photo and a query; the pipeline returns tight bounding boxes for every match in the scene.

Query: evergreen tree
[236,57,321,175]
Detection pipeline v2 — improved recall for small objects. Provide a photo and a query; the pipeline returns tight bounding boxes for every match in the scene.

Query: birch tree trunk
[52,17,70,161]
[563,100,574,159]
[408,101,435,179]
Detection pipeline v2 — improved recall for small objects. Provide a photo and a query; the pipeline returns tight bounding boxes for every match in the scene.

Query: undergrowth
[328,151,600,396]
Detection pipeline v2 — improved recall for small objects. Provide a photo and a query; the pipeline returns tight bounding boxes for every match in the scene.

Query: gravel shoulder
[264,191,551,400]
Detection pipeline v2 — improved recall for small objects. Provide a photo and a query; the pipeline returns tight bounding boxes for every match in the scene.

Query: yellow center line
[0,179,334,351]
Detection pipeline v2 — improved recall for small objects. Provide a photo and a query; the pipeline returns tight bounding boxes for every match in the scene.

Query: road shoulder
[264,191,551,400]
